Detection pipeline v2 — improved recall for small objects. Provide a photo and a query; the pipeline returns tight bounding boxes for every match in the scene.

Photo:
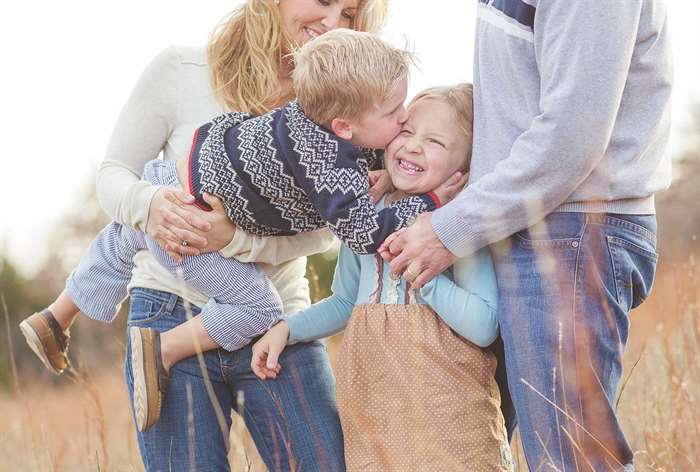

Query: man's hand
[251,321,290,380]
[378,212,457,289]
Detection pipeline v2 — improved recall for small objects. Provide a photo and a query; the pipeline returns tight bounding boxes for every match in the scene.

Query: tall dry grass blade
[174,269,230,445]
[534,431,559,472]
[615,344,646,411]
[520,378,625,469]
[1,294,20,391]
[560,425,596,471]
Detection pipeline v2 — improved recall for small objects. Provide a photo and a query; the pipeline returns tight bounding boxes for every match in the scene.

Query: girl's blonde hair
[409,83,474,168]
[207,0,389,116]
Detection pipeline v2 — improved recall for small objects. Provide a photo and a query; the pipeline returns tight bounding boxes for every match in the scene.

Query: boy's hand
[251,321,290,380]
[431,171,469,207]
[368,169,394,203]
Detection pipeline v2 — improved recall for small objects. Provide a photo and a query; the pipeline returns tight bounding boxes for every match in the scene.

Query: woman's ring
[405,266,419,280]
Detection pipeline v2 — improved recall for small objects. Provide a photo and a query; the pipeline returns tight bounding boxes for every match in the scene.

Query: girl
[252,84,514,471]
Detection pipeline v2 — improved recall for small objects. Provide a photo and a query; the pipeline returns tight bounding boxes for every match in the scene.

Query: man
[382,0,672,469]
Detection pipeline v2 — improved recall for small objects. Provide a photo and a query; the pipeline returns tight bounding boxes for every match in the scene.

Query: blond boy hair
[292,29,413,125]
[410,83,474,169]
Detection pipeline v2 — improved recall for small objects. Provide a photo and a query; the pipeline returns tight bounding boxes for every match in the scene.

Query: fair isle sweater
[188,101,440,254]
[433,0,673,257]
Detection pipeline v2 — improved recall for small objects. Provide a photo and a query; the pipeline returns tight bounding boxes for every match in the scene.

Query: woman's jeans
[125,288,345,472]
[492,213,658,471]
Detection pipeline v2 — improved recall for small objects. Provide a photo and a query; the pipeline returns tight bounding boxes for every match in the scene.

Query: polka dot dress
[335,303,513,471]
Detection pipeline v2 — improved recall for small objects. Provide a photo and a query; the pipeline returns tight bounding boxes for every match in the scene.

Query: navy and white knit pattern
[66,159,282,352]
[190,100,438,254]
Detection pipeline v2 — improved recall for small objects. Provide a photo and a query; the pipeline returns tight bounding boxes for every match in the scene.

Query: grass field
[2,259,698,471]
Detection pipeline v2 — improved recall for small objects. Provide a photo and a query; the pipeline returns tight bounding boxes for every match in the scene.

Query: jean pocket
[607,235,658,311]
[127,297,168,325]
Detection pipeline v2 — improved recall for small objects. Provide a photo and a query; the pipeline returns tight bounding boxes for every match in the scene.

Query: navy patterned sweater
[188,101,440,254]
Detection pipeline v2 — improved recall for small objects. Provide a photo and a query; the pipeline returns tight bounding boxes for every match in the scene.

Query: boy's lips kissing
[397,158,424,175]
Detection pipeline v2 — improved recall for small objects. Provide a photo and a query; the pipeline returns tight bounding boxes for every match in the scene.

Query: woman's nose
[321,8,343,30]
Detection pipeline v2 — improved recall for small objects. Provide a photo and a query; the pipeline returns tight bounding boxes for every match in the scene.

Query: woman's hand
[146,188,236,262]
[251,321,290,380]
[368,169,394,203]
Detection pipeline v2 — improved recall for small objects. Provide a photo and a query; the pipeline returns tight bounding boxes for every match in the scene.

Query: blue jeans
[491,213,658,471]
[125,288,345,472]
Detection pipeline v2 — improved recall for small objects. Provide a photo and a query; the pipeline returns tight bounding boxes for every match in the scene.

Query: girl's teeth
[305,28,318,39]
[399,159,423,172]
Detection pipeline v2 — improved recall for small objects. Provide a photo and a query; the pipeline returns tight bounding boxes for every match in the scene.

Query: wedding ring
[405,267,419,280]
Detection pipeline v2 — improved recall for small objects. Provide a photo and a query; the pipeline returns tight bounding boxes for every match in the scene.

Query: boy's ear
[330,118,353,141]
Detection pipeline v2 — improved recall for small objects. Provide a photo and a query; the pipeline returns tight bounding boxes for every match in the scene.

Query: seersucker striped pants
[65,159,283,351]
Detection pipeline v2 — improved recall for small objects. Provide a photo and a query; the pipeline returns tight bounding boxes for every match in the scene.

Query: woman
[97,0,388,470]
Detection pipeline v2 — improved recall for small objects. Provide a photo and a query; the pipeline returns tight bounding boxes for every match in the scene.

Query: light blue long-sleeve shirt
[285,240,499,348]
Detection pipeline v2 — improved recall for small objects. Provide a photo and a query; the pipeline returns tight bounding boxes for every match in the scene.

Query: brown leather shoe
[130,326,169,432]
[19,310,70,375]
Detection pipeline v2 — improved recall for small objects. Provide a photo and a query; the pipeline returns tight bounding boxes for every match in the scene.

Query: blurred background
[1,1,698,470]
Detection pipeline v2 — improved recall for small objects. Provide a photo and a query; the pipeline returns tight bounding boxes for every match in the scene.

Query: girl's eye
[318,0,331,6]
[428,138,445,148]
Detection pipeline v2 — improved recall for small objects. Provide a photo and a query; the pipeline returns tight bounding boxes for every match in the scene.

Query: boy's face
[346,78,408,149]
[385,98,470,195]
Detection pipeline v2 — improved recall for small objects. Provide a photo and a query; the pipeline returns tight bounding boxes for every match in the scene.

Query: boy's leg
[65,221,148,322]
[20,221,147,374]
[126,289,234,472]
[493,213,657,471]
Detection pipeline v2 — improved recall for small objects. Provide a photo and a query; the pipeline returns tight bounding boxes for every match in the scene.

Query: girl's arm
[283,243,361,342]
[251,244,361,379]
[418,248,498,347]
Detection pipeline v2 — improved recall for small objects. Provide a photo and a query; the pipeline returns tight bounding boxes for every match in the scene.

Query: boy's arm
[283,244,361,342]
[219,228,337,265]
[298,144,440,254]
[418,248,498,347]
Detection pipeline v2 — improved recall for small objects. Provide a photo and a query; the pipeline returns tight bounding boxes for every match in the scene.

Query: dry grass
[2,260,698,471]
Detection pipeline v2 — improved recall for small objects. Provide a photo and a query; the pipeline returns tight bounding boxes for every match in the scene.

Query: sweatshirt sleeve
[220,227,337,264]
[284,244,360,344]
[304,145,440,255]
[418,248,498,347]
[96,47,180,230]
[432,0,645,257]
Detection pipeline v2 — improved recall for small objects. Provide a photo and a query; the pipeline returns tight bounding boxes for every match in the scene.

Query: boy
[20,29,465,432]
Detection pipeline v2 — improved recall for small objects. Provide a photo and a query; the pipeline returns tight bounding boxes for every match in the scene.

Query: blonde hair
[410,83,474,168]
[292,29,412,125]
[207,0,389,116]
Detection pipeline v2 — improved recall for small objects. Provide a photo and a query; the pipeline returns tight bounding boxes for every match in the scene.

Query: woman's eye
[342,11,355,21]
[400,129,413,135]
[318,0,331,6]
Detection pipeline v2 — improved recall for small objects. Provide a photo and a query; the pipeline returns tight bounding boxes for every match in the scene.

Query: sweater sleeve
[432,0,645,257]
[418,248,498,347]
[220,227,337,264]
[284,244,360,344]
[306,147,439,255]
[96,47,180,230]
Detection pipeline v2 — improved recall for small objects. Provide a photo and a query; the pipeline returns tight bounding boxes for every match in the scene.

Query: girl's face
[278,0,360,48]
[385,98,470,195]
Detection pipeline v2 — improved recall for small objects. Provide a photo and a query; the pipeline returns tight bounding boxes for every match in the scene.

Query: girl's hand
[368,169,394,203]
[431,171,469,207]
[146,188,236,262]
[251,321,290,380]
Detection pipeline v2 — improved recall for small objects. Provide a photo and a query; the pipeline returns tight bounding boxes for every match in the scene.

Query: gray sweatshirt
[433,0,673,258]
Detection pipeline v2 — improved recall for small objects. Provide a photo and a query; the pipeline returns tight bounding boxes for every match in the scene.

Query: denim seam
[571,219,587,433]
[606,235,659,262]
[606,236,623,306]
[586,214,656,242]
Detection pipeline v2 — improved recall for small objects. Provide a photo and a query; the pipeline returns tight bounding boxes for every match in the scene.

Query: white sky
[1,0,699,276]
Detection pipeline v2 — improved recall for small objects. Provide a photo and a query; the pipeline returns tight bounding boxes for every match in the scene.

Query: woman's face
[278,0,361,48]
[385,99,470,195]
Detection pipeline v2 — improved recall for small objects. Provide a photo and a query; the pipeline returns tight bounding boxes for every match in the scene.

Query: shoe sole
[19,319,63,375]
[130,326,161,432]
